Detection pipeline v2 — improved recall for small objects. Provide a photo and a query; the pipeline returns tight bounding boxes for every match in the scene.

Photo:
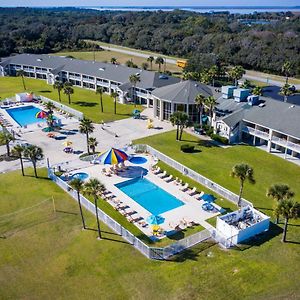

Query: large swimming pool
[6,105,45,127]
[115,178,184,215]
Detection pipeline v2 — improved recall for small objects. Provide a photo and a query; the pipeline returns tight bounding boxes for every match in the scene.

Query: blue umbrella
[146,215,165,225]
[201,194,216,203]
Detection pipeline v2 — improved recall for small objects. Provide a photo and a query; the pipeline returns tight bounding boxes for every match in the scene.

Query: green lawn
[0,77,143,123]
[1,168,299,299]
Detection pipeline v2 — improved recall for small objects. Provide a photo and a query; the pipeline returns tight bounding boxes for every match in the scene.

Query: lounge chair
[179,183,189,191]
[158,170,167,178]
[138,220,148,227]
[164,175,173,182]
[152,167,161,174]
[187,187,197,196]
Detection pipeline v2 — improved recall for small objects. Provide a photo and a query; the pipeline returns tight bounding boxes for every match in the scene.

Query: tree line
[0,8,299,77]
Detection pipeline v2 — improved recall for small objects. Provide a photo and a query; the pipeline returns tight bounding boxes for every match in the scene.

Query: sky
[0,0,299,7]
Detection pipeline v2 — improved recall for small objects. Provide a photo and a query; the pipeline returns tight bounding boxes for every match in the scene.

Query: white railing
[137,144,252,207]
[40,96,84,120]
[48,167,214,260]
[243,126,269,140]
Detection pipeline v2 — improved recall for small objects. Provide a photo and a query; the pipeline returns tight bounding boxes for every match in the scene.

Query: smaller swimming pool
[61,172,89,181]
[129,156,147,164]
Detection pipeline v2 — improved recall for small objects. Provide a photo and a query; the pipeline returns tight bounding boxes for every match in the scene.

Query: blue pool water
[129,156,147,164]
[6,105,46,127]
[71,172,89,181]
[115,178,184,215]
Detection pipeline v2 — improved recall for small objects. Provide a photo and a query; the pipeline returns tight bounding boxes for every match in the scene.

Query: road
[100,45,177,64]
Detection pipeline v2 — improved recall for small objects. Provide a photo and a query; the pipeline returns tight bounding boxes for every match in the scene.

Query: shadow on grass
[233,222,282,251]
[86,227,131,244]
[73,101,97,107]
[25,175,51,181]
[197,140,219,148]
[168,239,217,262]
[39,90,52,93]
[56,210,78,216]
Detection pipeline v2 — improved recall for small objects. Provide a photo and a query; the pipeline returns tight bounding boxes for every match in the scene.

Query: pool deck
[67,153,219,237]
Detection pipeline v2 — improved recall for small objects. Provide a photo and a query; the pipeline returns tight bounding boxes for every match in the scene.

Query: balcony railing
[272,136,300,152]
[242,126,269,139]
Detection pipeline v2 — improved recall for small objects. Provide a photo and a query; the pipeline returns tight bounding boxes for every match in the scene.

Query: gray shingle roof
[152,80,213,104]
[221,109,245,128]
[1,54,179,90]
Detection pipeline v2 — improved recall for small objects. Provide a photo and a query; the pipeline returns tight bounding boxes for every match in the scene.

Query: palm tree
[0,131,14,156]
[280,83,293,103]
[79,117,94,154]
[96,86,104,113]
[170,111,189,141]
[241,79,252,89]
[110,57,117,64]
[195,94,206,127]
[274,199,299,242]
[129,74,140,107]
[111,91,118,114]
[53,80,64,102]
[266,184,295,224]
[16,69,26,90]
[88,137,98,154]
[23,145,44,178]
[282,61,292,84]
[69,178,86,229]
[46,114,55,128]
[63,83,74,105]
[141,62,149,70]
[209,65,218,87]
[230,163,255,207]
[147,56,154,70]
[228,65,245,86]
[12,144,25,176]
[204,96,217,125]
[200,70,213,84]
[252,86,263,96]
[155,56,164,73]
[45,101,55,114]
[84,178,105,239]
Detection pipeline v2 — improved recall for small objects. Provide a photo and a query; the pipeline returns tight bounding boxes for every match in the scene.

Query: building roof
[221,109,245,128]
[243,97,300,139]
[152,80,213,104]
[0,54,180,90]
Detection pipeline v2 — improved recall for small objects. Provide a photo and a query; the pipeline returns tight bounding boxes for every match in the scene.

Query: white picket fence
[135,144,253,208]
[48,168,212,260]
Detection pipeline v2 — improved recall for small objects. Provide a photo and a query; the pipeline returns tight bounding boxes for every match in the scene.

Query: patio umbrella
[35,110,48,119]
[132,109,141,115]
[146,215,165,225]
[96,147,128,165]
[201,194,216,203]
[62,140,73,147]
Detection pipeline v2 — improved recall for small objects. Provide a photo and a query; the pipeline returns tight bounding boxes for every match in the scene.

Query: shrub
[211,134,229,145]
[181,144,195,153]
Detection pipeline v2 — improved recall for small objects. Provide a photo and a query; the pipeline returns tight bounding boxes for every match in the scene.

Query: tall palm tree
[110,57,117,64]
[79,117,94,154]
[63,83,74,105]
[280,83,293,103]
[96,86,104,113]
[200,70,212,84]
[141,62,149,70]
[147,56,154,70]
[241,79,252,89]
[12,144,25,176]
[209,65,218,87]
[195,93,206,127]
[0,131,14,156]
[228,65,245,86]
[252,86,263,96]
[274,199,299,242]
[46,114,55,128]
[230,163,255,207]
[23,145,44,178]
[129,74,140,107]
[16,69,26,90]
[266,184,295,224]
[53,80,64,102]
[88,137,98,154]
[282,61,292,84]
[155,56,164,73]
[170,111,189,141]
[84,178,105,239]
[69,178,86,229]
[204,96,217,125]
[111,91,118,114]
[45,101,55,114]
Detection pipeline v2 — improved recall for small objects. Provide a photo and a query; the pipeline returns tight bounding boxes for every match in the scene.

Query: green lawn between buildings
[0,168,299,299]
[0,77,143,123]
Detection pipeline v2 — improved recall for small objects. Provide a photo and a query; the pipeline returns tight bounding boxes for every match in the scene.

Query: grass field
[0,77,143,123]
[246,70,300,85]
[54,50,182,74]
[1,168,299,299]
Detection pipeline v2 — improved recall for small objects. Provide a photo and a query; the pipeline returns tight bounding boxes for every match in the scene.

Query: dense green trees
[0,8,299,76]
